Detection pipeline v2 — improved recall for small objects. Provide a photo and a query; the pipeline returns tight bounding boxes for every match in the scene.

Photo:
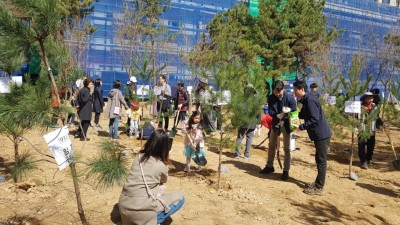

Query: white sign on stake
[325,96,336,105]
[43,126,74,171]
[345,101,361,114]
[217,90,231,106]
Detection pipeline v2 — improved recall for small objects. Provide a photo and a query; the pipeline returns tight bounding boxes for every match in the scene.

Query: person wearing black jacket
[259,80,297,181]
[293,80,332,196]
[93,79,105,130]
[77,78,94,141]
[174,81,189,133]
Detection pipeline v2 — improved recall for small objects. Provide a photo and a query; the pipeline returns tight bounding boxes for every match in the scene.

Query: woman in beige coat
[104,80,129,140]
[119,130,185,225]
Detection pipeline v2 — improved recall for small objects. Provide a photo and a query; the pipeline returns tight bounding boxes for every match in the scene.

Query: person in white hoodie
[105,80,129,140]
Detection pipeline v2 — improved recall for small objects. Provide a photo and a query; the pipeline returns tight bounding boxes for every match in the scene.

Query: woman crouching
[118,130,185,225]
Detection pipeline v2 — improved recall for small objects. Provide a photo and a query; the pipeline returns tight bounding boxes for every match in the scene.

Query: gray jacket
[104,89,128,119]
[118,155,184,225]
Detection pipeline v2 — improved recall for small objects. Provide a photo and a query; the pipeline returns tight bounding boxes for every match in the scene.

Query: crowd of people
[53,74,385,224]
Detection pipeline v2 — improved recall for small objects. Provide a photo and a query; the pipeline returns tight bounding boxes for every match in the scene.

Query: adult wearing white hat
[194,77,222,132]
[125,76,138,127]
[358,91,379,170]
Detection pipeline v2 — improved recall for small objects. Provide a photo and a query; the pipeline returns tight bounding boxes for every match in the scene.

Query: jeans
[314,138,330,189]
[157,197,185,224]
[358,135,375,163]
[129,120,139,135]
[235,128,255,157]
[267,125,291,171]
[109,117,120,138]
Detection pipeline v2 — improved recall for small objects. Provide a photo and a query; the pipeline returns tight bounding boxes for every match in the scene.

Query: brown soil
[0,112,399,225]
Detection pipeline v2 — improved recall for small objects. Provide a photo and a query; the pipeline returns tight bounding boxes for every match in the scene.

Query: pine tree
[256,0,331,78]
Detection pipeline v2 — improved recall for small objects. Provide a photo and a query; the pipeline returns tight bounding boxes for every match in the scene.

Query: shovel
[169,110,180,138]
[383,126,400,170]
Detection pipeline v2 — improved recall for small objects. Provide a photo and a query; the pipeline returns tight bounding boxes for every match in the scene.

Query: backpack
[139,123,155,140]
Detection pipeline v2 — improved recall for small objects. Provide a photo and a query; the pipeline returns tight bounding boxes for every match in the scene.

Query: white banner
[345,101,361,114]
[43,126,74,171]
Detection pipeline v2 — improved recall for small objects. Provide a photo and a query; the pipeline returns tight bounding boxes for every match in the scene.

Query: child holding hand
[184,111,205,172]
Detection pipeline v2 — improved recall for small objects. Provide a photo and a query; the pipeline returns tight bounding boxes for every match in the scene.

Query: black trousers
[157,100,170,130]
[68,113,75,124]
[80,120,91,139]
[94,113,101,125]
[314,138,330,189]
[358,135,375,163]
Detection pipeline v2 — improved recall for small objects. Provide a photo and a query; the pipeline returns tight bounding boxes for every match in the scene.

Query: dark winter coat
[298,92,332,141]
[77,87,93,121]
[174,88,189,111]
[92,86,104,113]
[268,92,297,133]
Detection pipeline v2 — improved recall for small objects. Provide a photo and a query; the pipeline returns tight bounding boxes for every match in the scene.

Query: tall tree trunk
[70,162,89,225]
[13,136,19,160]
[38,40,61,106]
[217,132,224,190]
[349,131,354,178]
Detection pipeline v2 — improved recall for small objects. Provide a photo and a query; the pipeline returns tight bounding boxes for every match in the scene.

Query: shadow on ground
[0,215,42,225]
[290,199,380,224]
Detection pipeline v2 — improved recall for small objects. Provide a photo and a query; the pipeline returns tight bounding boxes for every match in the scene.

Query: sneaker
[243,155,250,159]
[303,186,323,196]
[281,171,289,180]
[184,165,191,172]
[95,124,103,130]
[196,166,202,171]
[306,182,316,189]
[80,137,90,141]
[113,136,121,140]
[259,166,274,174]
[361,161,368,170]
[235,155,241,159]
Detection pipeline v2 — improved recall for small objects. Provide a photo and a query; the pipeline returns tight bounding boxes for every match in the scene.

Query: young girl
[128,102,141,138]
[184,111,206,172]
[119,130,185,225]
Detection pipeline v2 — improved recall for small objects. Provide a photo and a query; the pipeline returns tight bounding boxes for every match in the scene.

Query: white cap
[364,91,373,96]
[199,78,208,84]
[130,76,137,83]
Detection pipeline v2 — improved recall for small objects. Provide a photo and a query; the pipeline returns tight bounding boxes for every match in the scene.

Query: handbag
[113,106,120,115]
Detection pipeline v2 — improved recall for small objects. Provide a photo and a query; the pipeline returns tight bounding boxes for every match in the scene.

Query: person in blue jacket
[259,80,297,181]
[293,80,332,196]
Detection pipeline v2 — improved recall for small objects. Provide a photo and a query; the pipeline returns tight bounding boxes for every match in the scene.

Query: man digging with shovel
[259,80,297,181]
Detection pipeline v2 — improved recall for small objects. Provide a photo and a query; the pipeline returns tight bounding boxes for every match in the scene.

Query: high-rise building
[375,0,400,7]
[83,0,400,95]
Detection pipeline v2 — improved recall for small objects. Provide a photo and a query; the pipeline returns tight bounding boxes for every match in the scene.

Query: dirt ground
[0,108,399,225]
